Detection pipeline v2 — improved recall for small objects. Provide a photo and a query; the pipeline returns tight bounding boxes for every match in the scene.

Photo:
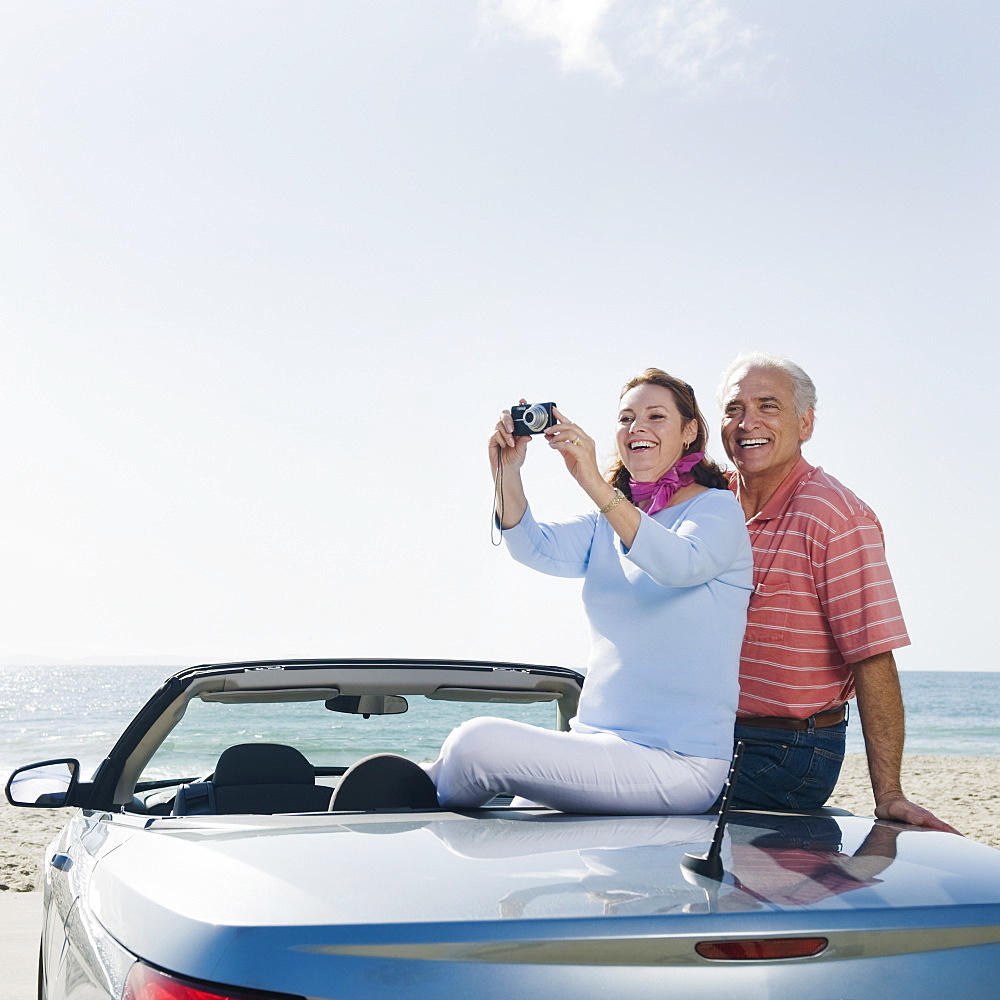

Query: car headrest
[213,743,314,787]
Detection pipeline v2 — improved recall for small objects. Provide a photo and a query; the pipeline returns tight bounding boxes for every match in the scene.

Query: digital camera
[511,401,557,436]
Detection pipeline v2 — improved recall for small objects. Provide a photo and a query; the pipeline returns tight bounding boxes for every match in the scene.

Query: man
[717,352,957,832]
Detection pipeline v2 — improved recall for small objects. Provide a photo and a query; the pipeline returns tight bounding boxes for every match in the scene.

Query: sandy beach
[1,753,997,892]
[1,798,67,893]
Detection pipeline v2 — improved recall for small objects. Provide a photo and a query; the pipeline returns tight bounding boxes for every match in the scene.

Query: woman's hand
[490,400,531,529]
[489,399,532,479]
[544,408,603,491]
[546,407,641,548]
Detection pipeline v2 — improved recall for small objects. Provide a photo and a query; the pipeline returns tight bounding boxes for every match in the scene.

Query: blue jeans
[730,719,847,811]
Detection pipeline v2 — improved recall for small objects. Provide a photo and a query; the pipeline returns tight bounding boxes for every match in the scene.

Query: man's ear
[799,407,815,443]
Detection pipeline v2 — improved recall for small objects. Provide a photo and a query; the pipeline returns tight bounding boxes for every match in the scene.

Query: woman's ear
[685,419,699,448]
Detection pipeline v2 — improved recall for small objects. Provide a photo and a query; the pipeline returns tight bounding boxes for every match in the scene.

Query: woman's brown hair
[606,368,729,496]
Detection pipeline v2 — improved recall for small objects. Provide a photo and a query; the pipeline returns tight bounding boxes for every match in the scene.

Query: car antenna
[680,741,744,883]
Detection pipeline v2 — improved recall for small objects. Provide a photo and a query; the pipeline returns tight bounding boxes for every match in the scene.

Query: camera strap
[491,445,504,547]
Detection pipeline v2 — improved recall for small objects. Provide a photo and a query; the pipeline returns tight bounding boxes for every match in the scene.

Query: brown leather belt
[736,706,846,732]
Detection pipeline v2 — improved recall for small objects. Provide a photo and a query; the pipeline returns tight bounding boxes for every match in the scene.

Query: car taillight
[695,937,828,961]
[122,962,304,1000]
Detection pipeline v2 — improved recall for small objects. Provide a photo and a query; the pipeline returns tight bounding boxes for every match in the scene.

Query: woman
[424,368,753,815]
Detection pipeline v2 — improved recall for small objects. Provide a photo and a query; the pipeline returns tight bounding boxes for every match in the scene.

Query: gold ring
[572,436,581,445]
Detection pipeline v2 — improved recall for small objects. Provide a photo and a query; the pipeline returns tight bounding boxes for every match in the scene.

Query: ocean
[1,664,998,782]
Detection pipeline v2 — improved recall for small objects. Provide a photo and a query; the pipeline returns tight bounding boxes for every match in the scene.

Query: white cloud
[479,0,769,93]
[640,0,765,90]
[480,0,623,83]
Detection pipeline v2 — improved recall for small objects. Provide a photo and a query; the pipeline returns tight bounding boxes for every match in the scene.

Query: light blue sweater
[503,488,753,760]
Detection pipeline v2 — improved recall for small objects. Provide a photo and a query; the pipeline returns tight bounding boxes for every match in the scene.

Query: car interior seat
[329,752,439,811]
[172,742,332,815]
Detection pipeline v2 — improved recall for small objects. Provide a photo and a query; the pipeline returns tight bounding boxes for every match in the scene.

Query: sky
[1,1,997,672]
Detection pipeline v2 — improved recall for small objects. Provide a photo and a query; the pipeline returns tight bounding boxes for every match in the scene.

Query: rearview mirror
[5,759,79,808]
[325,695,408,718]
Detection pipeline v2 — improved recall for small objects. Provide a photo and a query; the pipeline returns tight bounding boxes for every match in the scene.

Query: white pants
[424,717,728,814]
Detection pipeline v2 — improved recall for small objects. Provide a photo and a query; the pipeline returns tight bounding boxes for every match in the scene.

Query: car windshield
[139,694,558,782]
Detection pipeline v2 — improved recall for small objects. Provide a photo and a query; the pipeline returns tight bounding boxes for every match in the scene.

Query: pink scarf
[628,451,704,516]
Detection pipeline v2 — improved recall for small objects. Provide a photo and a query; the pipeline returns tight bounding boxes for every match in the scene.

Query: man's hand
[874,793,962,834]
[853,652,962,836]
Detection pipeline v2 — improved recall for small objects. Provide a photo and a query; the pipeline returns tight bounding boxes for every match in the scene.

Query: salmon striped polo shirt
[731,457,910,719]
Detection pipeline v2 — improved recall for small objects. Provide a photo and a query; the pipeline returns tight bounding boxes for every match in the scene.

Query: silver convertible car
[7,657,1000,1000]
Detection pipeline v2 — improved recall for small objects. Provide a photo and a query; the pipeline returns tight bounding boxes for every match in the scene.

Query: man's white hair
[717,351,818,417]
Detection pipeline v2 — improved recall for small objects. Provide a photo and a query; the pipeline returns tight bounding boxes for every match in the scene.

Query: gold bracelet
[599,488,627,515]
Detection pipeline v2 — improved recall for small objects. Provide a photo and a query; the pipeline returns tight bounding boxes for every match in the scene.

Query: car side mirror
[5,759,80,808]
[325,695,408,718]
